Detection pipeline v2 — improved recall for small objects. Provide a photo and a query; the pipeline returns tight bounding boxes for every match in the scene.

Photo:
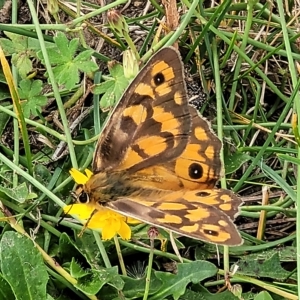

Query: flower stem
[143,238,154,300]
[114,235,127,275]
[94,232,112,268]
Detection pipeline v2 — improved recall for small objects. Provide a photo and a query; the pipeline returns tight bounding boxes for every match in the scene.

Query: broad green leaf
[1,32,28,52]
[70,258,89,279]
[123,272,161,298]
[0,182,32,203]
[93,80,114,95]
[224,152,251,174]
[254,291,273,300]
[75,266,123,295]
[0,32,53,78]
[74,50,97,72]
[100,270,161,299]
[52,63,79,90]
[55,34,78,60]
[110,62,124,78]
[59,231,119,295]
[238,252,295,281]
[12,52,32,78]
[58,232,87,264]
[44,48,67,64]
[0,231,48,300]
[18,79,47,118]
[239,246,296,263]
[74,233,111,267]
[0,38,15,54]
[72,234,124,294]
[2,32,54,52]
[187,284,239,299]
[0,273,14,299]
[243,291,260,300]
[194,244,219,260]
[94,63,129,111]
[37,32,98,90]
[149,261,217,300]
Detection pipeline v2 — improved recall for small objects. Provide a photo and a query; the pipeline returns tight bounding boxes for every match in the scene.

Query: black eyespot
[189,163,203,179]
[204,229,219,237]
[79,192,89,204]
[195,191,210,197]
[154,72,165,86]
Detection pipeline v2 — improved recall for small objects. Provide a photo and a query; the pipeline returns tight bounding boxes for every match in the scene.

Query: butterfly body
[80,171,171,203]
[75,47,243,246]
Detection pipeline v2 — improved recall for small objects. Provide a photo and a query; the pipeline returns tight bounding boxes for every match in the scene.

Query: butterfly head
[69,168,110,205]
[71,184,90,204]
[70,170,125,205]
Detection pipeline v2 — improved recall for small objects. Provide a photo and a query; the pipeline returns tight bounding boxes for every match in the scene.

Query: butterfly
[73,47,243,246]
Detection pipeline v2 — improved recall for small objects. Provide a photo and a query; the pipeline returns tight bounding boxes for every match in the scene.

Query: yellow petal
[126,217,141,224]
[102,219,121,240]
[101,229,115,240]
[64,202,133,240]
[84,169,93,179]
[118,221,131,240]
[98,210,126,222]
[88,210,110,228]
[69,168,90,184]
[63,203,95,220]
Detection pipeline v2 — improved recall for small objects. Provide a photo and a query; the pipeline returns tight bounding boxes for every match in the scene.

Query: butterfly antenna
[78,209,97,237]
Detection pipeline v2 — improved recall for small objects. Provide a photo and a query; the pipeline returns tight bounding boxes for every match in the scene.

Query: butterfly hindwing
[106,189,242,245]
[158,189,242,221]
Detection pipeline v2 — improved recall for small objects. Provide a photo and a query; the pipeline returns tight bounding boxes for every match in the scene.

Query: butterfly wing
[158,189,242,221]
[169,106,223,189]
[132,106,223,190]
[93,47,191,173]
[105,188,242,245]
[82,47,243,245]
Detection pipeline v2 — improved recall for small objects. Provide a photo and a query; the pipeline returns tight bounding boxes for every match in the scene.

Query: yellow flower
[65,168,137,240]
[63,203,132,240]
[69,168,92,184]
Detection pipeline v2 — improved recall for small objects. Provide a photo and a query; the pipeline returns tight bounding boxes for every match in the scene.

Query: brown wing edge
[106,198,243,246]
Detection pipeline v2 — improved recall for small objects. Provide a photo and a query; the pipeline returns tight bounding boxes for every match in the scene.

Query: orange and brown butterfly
[66,47,243,246]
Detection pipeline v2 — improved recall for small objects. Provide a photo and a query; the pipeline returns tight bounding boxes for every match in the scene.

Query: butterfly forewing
[93,48,191,173]
[134,106,223,191]
[171,106,223,189]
